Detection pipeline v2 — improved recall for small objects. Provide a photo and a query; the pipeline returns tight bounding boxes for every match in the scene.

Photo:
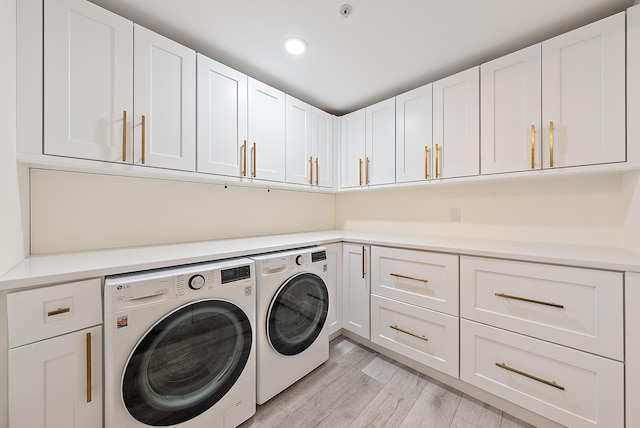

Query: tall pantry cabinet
[44,0,197,171]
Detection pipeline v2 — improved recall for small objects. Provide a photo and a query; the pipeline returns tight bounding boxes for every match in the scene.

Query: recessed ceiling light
[284,37,307,55]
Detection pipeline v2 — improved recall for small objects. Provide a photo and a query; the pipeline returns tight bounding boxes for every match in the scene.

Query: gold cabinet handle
[495,362,565,391]
[241,141,247,176]
[390,272,429,283]
[390,325,429,342]
[86,332,92,402]
[252,142,257,178]
[424,146,429,179]
[141,115,146,164]
[359,158,363,186]
[495,292,564,309]
[549,121,554,167]
[315,157,319,185]
[309,156,313,185]
[531,125,535,169]
[47,307,70,317]
[365,157,370,185]
[435,144,440,178]
[361,245,366,279]
[122,110,127,162]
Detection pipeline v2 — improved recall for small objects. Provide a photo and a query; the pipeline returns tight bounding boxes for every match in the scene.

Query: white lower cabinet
[371,295,458,378]
[342,243,370,339]
[325,242,343,336]
[460,319,623,428]
[7,279,103,428]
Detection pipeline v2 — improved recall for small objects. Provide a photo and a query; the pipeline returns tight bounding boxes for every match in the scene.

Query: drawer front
[7,279,102,348]
[460,320,623,428]
[371,246,458,315]
[460,256,623,360]
[371,294,459,378]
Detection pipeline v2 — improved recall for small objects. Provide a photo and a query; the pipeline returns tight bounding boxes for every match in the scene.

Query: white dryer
[104,258,256,428]
[251,247,330,404]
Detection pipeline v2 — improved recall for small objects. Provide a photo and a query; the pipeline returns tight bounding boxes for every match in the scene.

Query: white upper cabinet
[365,98,396,186]
[248,78,286,182]
[542,12,625,168]
[340,108,367,188]
[433,66,480,179]
[134,25,196,171]
[44,0,197,171]
[481,45,542,174]
[312,108,334,188]
[628,5,640,163]
[196,54,248,177]
[340,98,395,188]
[396,84,433,183]
[44,0,133,162]
[285,95,313,185]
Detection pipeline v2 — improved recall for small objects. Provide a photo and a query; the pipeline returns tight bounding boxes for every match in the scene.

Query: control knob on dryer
[295,255,304,266]
[188,274,206,290]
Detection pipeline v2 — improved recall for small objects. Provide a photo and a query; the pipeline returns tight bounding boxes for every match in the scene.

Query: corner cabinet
[340,98,395,188]
[395,84,433,183]
[432,66,480,179]
[44,0,196,171]
[342,243,370,339]
[247,78,286,182]
[285,96,334,187]
[7,279,103,428]
[196,54,248,177]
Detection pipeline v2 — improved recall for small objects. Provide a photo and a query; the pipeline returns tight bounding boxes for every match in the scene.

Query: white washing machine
[104,258,256,428]
[251,247,330,404]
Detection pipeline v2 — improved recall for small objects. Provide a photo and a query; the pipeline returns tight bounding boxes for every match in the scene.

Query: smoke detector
[340,4,353,18]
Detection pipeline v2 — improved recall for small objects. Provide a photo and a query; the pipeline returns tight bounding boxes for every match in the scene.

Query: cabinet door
[134,25,196,171]
[433,66,480,179]
[342,243,370,339]
[312,108,334,188]
[44,0,133,162]
[481,45,541,174]
[9,326,103,428]
[324,243,343,336]
[248,78,286,182]
[365,98,396,185]
[396,84,433,183]
[285,95,313,185]
[196,54,248,177]
[340,108,366,188]
[628,5,640,163]
[542,13,625,168]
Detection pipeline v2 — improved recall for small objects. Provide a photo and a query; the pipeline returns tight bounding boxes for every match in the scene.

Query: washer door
[122,299,252,426]
[267,272,329,356]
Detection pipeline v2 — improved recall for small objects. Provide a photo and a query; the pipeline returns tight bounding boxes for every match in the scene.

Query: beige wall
[30,169,336,254]
[0,0,28,276]
[336,174,626,248]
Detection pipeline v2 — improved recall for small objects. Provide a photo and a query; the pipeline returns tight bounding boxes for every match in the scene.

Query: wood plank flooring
[240,336,536,428]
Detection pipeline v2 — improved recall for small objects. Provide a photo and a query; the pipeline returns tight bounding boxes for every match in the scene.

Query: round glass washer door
[122,299,252,426]
[267,272,329,356]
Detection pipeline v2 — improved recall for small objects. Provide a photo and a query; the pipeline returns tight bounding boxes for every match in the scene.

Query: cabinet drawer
[371,294,459,378]
[7,279,102,348]
[460,320,623,428]
[371,246,458,315]
[460,256,623,360]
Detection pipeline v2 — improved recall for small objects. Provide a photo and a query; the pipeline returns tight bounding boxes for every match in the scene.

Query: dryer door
[122,299,252,426]
[267,272,329,356]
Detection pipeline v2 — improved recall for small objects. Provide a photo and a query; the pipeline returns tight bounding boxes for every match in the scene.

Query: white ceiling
[90,0,635,115]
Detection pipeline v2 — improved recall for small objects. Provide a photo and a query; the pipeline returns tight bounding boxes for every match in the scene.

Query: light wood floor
[240,336,536,428]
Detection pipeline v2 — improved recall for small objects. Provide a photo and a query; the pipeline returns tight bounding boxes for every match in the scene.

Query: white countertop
[2,230,640,291]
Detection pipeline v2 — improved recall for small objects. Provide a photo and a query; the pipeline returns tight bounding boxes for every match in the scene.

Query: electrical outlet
[450,207,460,222]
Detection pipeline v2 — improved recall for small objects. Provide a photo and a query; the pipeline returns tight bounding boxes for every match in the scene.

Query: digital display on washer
[221,265,251,284]
[312,251,327,263]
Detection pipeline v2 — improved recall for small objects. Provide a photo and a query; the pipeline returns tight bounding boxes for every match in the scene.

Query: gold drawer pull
[549,121,554,167]
[495,292,564,309]
[86,332,92,403]
[141,115,146,164]
[309,156,313,185]
[315,157,319,185]
[47,307,71,317]
[390,273,428,283]
[241,141,247,177]
[496,362,565,391]
[424,146,429,179]
[122,110,127,162]
[390,325,428,342]
[531,124,535,169]
[359,158,363,186]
